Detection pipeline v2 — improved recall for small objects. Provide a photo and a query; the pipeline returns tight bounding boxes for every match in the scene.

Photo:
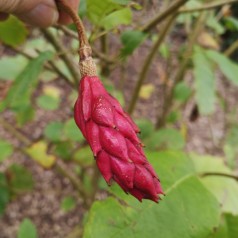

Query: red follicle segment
[74,76,164,202]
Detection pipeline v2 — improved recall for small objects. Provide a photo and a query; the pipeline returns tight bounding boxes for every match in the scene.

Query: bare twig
[155,13,206,129]
[141,0,189,32]
[128,15,177,114]
[41,28,80,85]
[179,0,238,14]
[224,39,238,57]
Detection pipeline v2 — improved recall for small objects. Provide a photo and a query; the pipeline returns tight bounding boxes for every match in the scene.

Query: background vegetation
[0,0,238,237]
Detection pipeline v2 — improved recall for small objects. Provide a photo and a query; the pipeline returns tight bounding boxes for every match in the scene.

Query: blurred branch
[179,0,238,14]
[56,25,116,64]
[12,47,73,87]
[141,0,189,32]
[41,28,80,86]
[55,160,88,201]
[155,13,206,129]
[201,172,238,181]
[224,39,238,57]
[0,117,88,203]
[0,118,31,145]
[128,15,177,114]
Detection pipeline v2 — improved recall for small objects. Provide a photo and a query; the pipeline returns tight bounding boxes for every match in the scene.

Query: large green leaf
[17,218,38,238]
[107,150,194,205]
[0,51,53,112]
[145,128,185,150]
[83,176,220,238]
[193,46,216,115]
[191,154,238,215]
[206,50,238,86]
[210,214,238,238]
[0,16,28,47]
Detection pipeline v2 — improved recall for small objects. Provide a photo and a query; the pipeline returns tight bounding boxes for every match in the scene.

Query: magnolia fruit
[74,76,163,202]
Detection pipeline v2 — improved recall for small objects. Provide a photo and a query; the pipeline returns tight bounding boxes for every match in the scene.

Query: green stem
[127,15,177,114]
[224,39,238,57]
[41,28,80,85]
[179,0,238,14]
[141,0,189,32]
[155,13,206,129]
[0,117,88,202]
[0,118,31,145]
[201,172,238,181]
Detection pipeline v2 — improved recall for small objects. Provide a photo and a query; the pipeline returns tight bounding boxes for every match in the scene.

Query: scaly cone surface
[74,76,164,202]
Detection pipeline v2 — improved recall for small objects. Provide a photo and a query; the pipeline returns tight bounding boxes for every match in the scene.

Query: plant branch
[224,39,238,57]
[179,0,238,14]
[155,13,206,129]
[0,118,31,145]
[41,28,80,85]
[12,47,73,87]
[141,0,189,32]
[55,159,88,200]
[56,0,89,49]
[0,117,88,201]
[128,15,177,114]
[201,172,238,181]
[56,25,116,64]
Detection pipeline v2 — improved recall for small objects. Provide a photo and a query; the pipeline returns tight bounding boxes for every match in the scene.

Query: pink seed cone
[74,76,164,202]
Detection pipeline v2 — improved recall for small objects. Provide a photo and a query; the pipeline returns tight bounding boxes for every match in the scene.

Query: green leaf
[174,82,192,102]
[83,176,220,238]
[25,141,56,168]
[193,46,216,115]
[61,196,76,212]
[0,139,13,162]
[18,218,38,238]
[224,17,238,31]
[73,146,94,166]
[210,214,238,238]
[135,119,154,140]
[44,122,64,142]
[225,214,238,238]
[100,8,132,30]
[7,164,34,194]
[0,16,28,47]
[0,55,28,81]
[64,119,84,142]
[111,0,130,4]
[121,30,146,57]
[0,51,53,112]
[54,141,73,161]
[191,154,238,215]
[207,14,225,35]
[147,151,194,190]
[224,125,238,169]
[206,50,238,86]
[145,128,185,150]
[0,173,10,215]
[16,105,35,126]
[108,150,194,203]
[86,0,120,25]
[37,95,60,111]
